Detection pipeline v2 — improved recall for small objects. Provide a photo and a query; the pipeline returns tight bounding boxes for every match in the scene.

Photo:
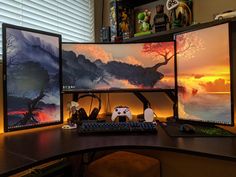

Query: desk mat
[160,122,236,137]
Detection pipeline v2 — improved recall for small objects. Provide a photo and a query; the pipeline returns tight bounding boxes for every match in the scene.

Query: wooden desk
[0,149,35,176]
[0,125,236,176]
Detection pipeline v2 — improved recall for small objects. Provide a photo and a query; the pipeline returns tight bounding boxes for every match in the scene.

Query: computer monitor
[62,42,175,92]
[2,24,62,131]
[175,23,233,125]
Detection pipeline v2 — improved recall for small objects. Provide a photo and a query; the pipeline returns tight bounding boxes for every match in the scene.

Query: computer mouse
[179,124,196,133]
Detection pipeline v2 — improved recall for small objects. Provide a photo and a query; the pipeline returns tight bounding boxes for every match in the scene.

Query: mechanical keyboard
[78,121,157,135]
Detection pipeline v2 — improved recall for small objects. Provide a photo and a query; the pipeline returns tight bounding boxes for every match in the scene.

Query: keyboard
[78,121,157,135]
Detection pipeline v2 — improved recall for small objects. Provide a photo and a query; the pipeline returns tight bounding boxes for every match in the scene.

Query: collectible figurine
[137,9,152,32]
[110,5,117,41]
[120,10,129,33]
[119,9,130,39]
[166,0,193,29]
[153,5,169,32]
[67,101,79,125]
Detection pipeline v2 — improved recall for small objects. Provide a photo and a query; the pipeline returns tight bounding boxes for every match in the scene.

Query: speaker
[144,108,154,122]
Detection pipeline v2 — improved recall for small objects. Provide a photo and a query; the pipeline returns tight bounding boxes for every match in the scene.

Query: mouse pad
[160,122,236,137]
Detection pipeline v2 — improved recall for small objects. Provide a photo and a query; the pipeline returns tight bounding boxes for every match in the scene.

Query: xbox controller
[111,106,132,121]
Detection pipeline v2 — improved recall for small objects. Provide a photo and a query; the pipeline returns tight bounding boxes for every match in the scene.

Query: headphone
[77,94,101,120]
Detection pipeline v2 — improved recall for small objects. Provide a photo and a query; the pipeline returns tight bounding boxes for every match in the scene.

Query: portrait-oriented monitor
[3,24,62,131]
[62,42,175,92]
[175,23,233,125]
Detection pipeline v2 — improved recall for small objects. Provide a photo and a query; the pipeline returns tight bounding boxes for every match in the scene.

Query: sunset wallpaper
[62,42,175,91]
[176,23,232,124]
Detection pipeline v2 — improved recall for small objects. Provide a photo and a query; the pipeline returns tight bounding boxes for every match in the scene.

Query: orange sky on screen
[62,42,175,75]
[176,23,230,93]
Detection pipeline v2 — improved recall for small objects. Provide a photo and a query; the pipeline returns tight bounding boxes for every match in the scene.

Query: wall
[101,0,111,27]
[94,0,104,42]
[193,0,236,23]
[0,63,3,133]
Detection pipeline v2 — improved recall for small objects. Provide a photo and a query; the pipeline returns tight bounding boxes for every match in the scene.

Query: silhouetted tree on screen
[142,33,204,71]
[13,61,49,126]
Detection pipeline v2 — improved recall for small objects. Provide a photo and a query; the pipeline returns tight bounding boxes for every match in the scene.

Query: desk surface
[0,125,236,176]
[0,149,35,176]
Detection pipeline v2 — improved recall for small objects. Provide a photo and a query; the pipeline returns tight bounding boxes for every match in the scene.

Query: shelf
[123,18,234,42]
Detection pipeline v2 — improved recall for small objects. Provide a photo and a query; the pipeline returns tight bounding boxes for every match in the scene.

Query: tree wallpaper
[176,23,232,124]
[5,27,61,130]
[62,42,175,91]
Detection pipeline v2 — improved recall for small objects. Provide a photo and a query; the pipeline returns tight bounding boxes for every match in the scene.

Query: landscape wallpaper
[176,23,232,124]
[5,27,61,130]
[62,42,175,91]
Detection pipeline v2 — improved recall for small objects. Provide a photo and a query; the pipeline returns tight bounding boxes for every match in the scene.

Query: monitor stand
[163,90,178,120]
[133,90,177,121]
[72,93,79,102]
[132,91,151,121]
[133,91,151,112]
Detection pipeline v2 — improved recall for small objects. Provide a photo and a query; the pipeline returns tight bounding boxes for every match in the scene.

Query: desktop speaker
[144,108,154,122]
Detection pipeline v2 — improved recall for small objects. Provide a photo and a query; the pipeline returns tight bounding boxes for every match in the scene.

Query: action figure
[119,10,129,33]
[119,9,130,39]
[153,5,169,32]
[137,9,152,32]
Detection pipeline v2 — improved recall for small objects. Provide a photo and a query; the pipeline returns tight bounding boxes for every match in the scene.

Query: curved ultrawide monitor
[62,42,175,92]
[175,23,233,125]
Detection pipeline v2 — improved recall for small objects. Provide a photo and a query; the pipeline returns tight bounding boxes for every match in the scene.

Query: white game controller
[111,106,132,121]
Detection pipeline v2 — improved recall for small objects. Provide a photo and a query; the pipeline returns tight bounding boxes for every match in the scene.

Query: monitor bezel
[2,23,63,132]
[174,21,234,126]
[62,41,177,93]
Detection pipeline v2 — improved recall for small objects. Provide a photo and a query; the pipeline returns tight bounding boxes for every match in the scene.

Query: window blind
[0,0,95,59]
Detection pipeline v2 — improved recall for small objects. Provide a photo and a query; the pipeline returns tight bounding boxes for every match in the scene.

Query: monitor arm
[132,91,151,112]
[73,93,79,102]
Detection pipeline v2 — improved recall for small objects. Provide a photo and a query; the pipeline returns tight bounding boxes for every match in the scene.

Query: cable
[88,95,94,115]
[153,112,158,119]
[153,111,164,123]
[106,93,111,115]
[99,93,102,99]
[99,93,102,104]
[98,93,102,116]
